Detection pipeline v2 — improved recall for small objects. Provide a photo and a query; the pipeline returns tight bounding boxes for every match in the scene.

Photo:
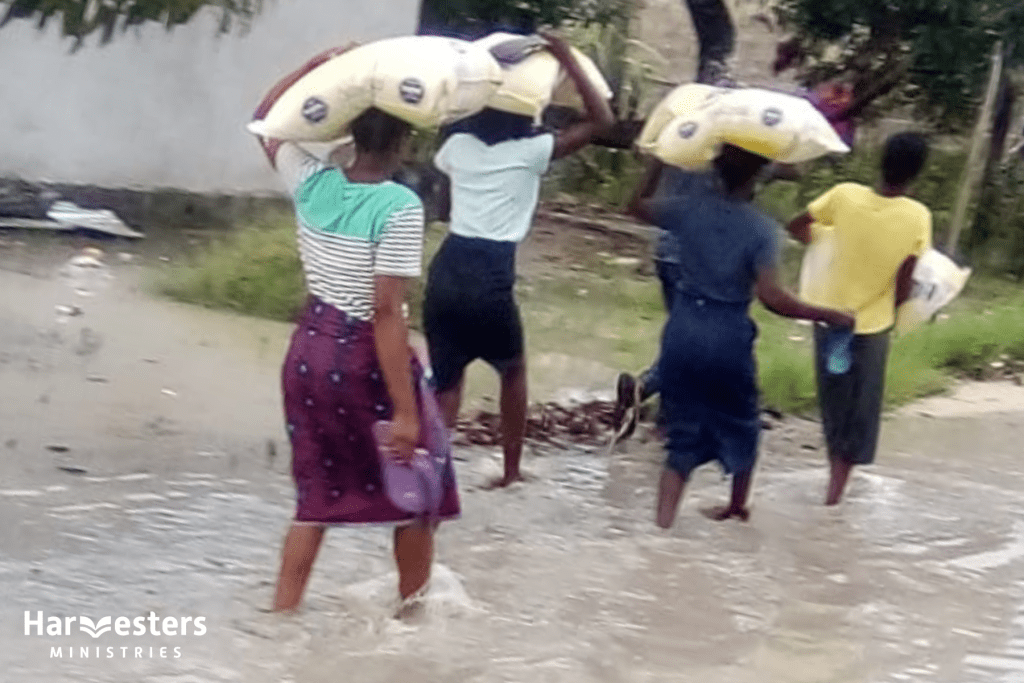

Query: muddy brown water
[3,236,1024,682]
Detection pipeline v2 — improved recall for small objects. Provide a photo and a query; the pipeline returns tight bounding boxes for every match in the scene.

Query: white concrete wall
[0,0,420,194]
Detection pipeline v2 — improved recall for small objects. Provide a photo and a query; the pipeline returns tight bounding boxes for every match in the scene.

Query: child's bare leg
[656,467,688,529]
[394,523,434,600]
[272,524,325,611]
[702,469,753,521]
[491,358,527,488]
[435,377,465,430]
[826,458,854,506]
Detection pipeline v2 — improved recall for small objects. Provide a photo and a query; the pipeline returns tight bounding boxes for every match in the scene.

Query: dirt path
[4,235,1024,683]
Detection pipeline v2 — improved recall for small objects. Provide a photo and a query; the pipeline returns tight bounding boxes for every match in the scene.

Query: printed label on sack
[302,97,329,124]
[762,107,784,127]
[678,121,699,139]
[399,78,425,105]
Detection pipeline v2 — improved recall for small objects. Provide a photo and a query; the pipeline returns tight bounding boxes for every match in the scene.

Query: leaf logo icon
[79,616,112,638]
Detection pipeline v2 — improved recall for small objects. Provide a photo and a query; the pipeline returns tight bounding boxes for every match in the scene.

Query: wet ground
[3,236,1024,682]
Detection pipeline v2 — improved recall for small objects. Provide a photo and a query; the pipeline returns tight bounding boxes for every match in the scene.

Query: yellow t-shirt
[806,183,932,334]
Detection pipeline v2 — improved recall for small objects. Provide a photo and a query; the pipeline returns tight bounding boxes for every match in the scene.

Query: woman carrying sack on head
[629,144,854,528]
[423,32,614,488]
[250,46,460,614]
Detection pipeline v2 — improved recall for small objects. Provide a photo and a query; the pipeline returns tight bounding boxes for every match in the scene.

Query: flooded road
[3,242,1024,682]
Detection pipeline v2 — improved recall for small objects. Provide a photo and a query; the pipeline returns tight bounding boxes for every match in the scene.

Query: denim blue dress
[647,184,779,477]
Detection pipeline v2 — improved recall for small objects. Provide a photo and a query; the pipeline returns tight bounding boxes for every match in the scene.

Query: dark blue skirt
[422,234,523,392]
[658,293,760,477]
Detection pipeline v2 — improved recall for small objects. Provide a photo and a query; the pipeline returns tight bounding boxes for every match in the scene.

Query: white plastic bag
[895,249,972,333]
[798,231,837,304]
[249,36,502,142]
[800,240,972,333]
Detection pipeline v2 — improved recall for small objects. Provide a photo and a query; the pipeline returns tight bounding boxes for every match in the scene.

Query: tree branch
[845,60,910,119]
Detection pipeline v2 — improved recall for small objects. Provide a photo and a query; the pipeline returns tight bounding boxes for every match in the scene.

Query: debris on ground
[47,201,143,239]
[56,248,114,316]
[452,398,797,450]
[454,399,620,448]
[54,304,83,319]
[0,179,59,219]
[0,180,143,239]
[962,357,1024,383]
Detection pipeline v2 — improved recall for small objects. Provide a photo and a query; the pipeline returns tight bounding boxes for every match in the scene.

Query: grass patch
[158,212,306,322]
[157,212,1024,416]
[754,279,1024,413]
[159,214,446,327]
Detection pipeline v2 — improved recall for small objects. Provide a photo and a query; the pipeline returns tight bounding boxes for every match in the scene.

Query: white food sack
[712,88,850,163]
[474,32,612,121]
[550,47,613,111]
[248,47,376,142]
[249,36,502,142]
[649,108,723,170]
[370,36,503,128]
[636,83,727,156]
[475,32,561,119]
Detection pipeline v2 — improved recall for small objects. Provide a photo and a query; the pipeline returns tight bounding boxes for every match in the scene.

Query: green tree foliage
[775,0,1023,127]
[0,0,261,48]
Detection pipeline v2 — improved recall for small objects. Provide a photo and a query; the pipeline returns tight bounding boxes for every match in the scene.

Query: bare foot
[394,583,429,622]
[394,597,426,622]
[482,472,527,490]
[700,505,750,522]
[269,605,300,614]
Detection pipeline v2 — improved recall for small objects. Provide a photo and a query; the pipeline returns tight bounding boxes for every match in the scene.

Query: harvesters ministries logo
[24,610,207,660]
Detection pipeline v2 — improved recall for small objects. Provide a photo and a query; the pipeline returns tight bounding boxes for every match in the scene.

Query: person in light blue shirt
[423,33,614,488]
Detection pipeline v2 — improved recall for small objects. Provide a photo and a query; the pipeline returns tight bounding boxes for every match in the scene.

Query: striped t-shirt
[277,144,424,321]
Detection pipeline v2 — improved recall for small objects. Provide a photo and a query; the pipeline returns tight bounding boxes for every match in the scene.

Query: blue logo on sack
[678,121,699,139]
[302,97,328,124]
[399,78,425,105]
[762,107,783,127]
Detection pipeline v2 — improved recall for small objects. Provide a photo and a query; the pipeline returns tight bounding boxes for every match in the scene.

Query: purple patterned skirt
[282,297,460,526]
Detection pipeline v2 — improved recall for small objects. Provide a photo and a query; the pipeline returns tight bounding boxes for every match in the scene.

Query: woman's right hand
[389,410,420,462]
[539,31,573,62]
[540,30,615,159]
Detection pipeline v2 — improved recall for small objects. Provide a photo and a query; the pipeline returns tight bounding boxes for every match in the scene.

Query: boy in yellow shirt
[787,133,932,505]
